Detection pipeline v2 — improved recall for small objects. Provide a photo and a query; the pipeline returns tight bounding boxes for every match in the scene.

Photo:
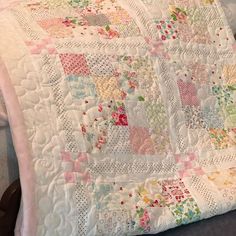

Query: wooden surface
[0,179,21,236]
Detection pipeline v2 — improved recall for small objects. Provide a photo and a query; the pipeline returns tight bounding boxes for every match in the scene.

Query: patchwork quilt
[0,0,236,235]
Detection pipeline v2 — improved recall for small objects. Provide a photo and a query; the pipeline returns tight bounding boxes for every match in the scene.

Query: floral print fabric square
[168,198,201,225]
[38,18,74,38]
[60,53,90,76]
[129,126,155,155]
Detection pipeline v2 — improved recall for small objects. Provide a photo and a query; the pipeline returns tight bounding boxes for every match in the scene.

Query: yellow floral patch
[207,168,236,190]
[223,65,236,85]
[203,0,214,4]
[94,77,122,100]
[108,9,132,25]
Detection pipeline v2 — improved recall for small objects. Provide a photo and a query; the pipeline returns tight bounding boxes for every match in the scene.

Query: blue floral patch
[168,198,201,225]
[66,75,97,100]
[202,106,224,129]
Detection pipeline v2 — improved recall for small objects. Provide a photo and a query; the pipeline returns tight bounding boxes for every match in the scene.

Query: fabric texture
[155,209,236,236]
[222,0,236,34]
[0,0,236,236]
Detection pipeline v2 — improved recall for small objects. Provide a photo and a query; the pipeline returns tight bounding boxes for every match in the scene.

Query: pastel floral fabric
[0,0,236,235]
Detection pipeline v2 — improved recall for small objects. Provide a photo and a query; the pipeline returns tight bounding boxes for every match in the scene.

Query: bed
[0,0,236,236]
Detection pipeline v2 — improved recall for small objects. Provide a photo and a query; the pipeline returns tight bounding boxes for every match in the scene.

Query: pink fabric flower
[117,106,125,114]
[161,35,166,40]
[145,37,170,59]
[139,210,150,230]
[177,12,187,22]
[98,104,103,112]
[112,112,119,120]
[108,29,120,39]
[115,114,128,126]
[128,80,138,89]
[121,90,127,99]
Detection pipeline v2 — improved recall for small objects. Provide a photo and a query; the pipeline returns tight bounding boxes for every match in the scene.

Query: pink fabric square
[194,167,205,175]
[30,48,41,54]
[38,18,73,38]
[162,179,191,204]
[184,161,192,169]
[42,38,52,44]
[64,172,76,183]
[61,151,72,162]
[37,44,45,50]
[60,53,90,76]
[182,171,190,178]
[177,79,199,106]
[178,170,190,178]
[47,48,57,54]
[188,153,195,161]
[175,154,181,162]
[73,160,81,172]
[178,170,185,178]
[130,127,155,155]
[233,43,236,52]
[78,152,88,163]
[81,171,91,184]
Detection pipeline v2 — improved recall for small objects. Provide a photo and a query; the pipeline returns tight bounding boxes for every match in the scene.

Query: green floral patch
[145,103,168,131]
[168,198,201,225]
[212,85,234,107]
[69,0,90,8]
[169,6,188,23]
[62,16,88,28]
[223,105,236,128]
[209,128,230,150]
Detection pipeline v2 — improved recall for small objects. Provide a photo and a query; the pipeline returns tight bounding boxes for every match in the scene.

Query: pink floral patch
[177,79,200,106]
[64,172,76,183]
[98,25,120,39]
[129,127,155,155]
[25,38,57,55]
[175,153,205,179]
[155,20,178,41]
[161,179,192,205]
[60,53,90,76]
[137,208,151,232]
[38,18,73,38]
[111,102,128,126]
[145,37,170,59]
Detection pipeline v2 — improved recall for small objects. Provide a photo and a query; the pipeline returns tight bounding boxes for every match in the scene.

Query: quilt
[0,0,236,235]
[222,0,236,34]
